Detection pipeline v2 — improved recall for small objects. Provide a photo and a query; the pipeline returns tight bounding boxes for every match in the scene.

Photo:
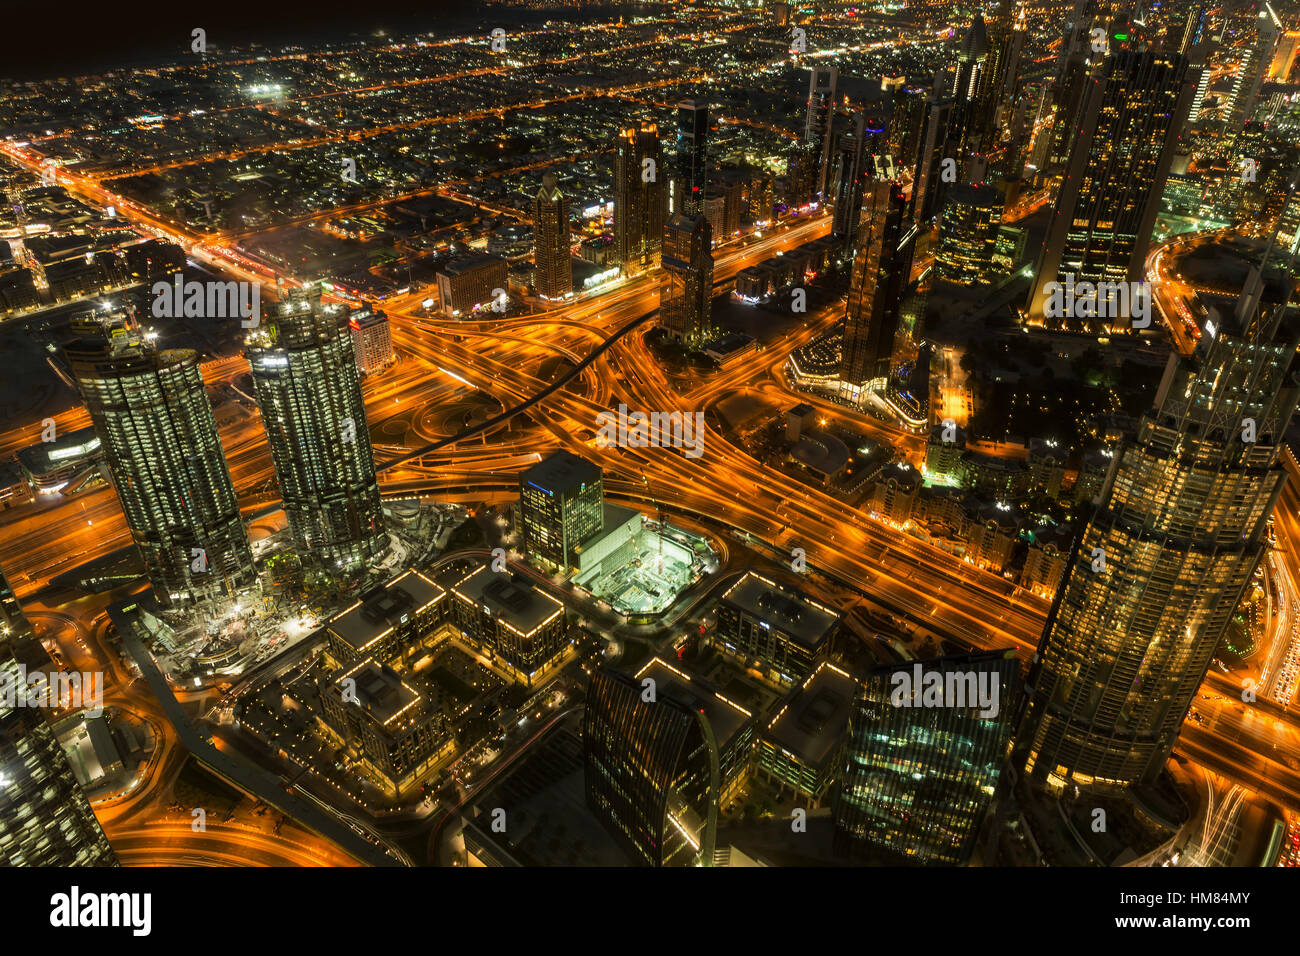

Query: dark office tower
[1225,3,1281,132]
[805,65,839,202]
[614,122,665,276]
[1025,45,1192,329]
[583,668,718,867]
[518,451,603,572]
[1017,262,1300,791]
[911,94,958,224]
[660,214,715,345]
[835,650,1020,865]
[65,310,254,609]
[532,171,572,301]
[0,567,117,866]
[841,178,916,389]
[983,1,1028,142]
[1045,0,1107,170]
[247,285,385,570]
[936,183,1003,285]
[886,87,928,173]
[951,15,991,165]
[831,111,871,259]
[671,100,709,218]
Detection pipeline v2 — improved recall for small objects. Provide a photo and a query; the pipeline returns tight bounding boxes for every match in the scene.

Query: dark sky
[0,0,528,79]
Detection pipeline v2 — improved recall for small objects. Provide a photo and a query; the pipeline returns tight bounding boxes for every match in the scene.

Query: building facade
[247,285,387,570]
[65,310,255,608]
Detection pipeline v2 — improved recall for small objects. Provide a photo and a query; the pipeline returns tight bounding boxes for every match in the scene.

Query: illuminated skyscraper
[1042,0,1114,169]
[805,65,838,203]
[936,183,1003,285]
[65,310,255,608]
[518,450,603,573]
[671,99,709,218]
[246,285,386,570]
[1225,4,1281,131]
[831,111,871,259]
[0,566,117,866]
[951,15,991,168]
[533,171,572,300]
[660,213,715,345]
[1179,5,1213,136]
[1017,260,1300,789]
[910,93,958,224]
[583,667,718,867]
[835,649,1020,865]
[1025,41,1193,329]
[614,122,665,276]
[841,178,916,391]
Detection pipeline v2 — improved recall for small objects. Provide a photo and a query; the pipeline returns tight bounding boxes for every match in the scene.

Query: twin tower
[64,284,385,610]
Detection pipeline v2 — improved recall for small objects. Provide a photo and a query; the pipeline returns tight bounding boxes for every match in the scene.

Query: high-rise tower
[533,171,572,300]
[1016,255,1300,789]
[831,111,871,260]
[841,176,915,390]
[65,309,255,608]
[1225,4,1282,131]
[247,285,386,570]
[614,122,666,276]
[671,100,709,219]
[660,214,715,345]
[805,66,839,203]
[1025,42,1193,329]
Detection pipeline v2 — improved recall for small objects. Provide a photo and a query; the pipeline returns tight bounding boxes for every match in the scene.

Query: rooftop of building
[440,253,506,277]
[328,657,426,728]
[763,661,857,772]
[17,425,101,474]
[452,566,566,636]
[520,450,602,497]
[326,569,446,653]
[635,656,754,752]
[718,571,841,650]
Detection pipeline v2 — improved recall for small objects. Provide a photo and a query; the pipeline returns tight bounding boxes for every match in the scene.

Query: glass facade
[65,310,255,608]
[1018,289,1300,788]
[834,650,1019,865]
[247,285,386,570]
[583,668,717,867]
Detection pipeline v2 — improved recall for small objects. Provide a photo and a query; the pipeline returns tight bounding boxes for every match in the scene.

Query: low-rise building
[755,661,857,806]
[714,571,841,687]
[320,658,453,796]
[450,567,569,686]
[323,570,448,669]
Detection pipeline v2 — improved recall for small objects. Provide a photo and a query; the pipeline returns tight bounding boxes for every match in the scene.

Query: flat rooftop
[453,566,566,636]
[635,657,753,752]
[327,569,446,654]
[520,450,601,497]
[764,662,857,773]
[719,571,841,650]
[331,658,424,728]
